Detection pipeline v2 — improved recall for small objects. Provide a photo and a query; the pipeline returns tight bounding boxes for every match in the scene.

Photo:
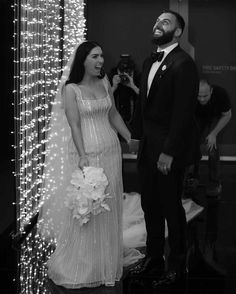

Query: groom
[130,10,199,288]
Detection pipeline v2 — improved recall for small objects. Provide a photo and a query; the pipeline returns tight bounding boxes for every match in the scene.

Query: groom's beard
[152,28,176,46]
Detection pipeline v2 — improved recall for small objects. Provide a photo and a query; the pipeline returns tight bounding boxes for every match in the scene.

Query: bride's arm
[107,81,131,143]
[64,84,88,166]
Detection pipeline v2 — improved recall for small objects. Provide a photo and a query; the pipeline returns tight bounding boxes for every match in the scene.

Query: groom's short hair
[161,9,185,35]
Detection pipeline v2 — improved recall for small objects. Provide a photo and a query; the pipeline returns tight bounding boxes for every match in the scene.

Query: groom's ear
[174,27,182,38]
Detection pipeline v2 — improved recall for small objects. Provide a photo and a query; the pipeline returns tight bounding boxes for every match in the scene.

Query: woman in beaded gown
[38,41,132,289]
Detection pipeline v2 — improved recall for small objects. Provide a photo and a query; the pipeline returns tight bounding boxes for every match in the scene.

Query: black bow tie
[151,51,164,62]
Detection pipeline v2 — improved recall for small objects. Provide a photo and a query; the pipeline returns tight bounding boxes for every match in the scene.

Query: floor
[0,159,236,294]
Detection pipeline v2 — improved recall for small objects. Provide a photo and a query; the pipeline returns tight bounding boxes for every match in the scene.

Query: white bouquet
[65,166,111,226]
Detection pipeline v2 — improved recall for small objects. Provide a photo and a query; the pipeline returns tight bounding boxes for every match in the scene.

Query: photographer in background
[109,54,140,129]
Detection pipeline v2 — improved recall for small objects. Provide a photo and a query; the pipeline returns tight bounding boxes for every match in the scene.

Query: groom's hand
[157,153,173,175]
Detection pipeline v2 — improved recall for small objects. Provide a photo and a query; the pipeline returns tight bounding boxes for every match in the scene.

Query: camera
[117,54,134,85]
[119,73,129,84]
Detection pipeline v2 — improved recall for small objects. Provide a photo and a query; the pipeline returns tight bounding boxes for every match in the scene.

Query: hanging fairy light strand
[13,0,86,293]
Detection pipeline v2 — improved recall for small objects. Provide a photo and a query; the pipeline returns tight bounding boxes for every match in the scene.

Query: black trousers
[138,156,187,271]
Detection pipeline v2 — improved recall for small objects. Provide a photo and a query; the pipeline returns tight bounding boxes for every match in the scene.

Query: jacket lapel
[141,58,154,107]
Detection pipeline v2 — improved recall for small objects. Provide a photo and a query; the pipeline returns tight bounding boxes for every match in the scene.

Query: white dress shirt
[147,42,178,96]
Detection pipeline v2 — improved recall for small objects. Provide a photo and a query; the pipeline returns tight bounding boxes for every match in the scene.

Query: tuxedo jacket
[132,45,199,169]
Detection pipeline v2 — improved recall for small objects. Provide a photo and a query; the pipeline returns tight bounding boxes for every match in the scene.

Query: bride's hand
[78,156,89,169]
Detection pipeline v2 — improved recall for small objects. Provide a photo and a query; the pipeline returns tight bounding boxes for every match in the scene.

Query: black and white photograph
[1,0,236,293]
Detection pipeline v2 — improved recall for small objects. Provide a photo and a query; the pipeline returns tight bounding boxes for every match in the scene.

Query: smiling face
[84,46,104,77]
[152,12,181,46]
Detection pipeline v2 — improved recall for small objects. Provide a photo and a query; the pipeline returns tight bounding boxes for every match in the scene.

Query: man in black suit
[129,10,199,288]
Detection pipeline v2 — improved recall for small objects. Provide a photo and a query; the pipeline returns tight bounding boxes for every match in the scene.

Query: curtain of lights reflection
[13,0,86,292]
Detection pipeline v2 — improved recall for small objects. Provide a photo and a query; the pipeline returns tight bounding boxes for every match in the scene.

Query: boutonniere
[161,64,167,71]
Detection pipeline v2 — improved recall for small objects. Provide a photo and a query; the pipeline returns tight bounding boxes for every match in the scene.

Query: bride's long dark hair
[66,41,105,85]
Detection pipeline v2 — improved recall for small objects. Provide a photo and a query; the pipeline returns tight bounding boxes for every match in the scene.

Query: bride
[37,40,132,289]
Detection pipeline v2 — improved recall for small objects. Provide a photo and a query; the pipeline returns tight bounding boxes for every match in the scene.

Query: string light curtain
[13,0,86,293]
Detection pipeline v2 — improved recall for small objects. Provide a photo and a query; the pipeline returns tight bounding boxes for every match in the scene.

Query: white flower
[70,169,84,188]
[75,195,91,215]
[83,166,108,186]
[101,202,110,211]
[162,65,167,71]
[65,166,111,226]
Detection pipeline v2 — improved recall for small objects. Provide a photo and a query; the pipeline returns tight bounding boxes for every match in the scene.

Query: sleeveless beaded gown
[47,78,123,288]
